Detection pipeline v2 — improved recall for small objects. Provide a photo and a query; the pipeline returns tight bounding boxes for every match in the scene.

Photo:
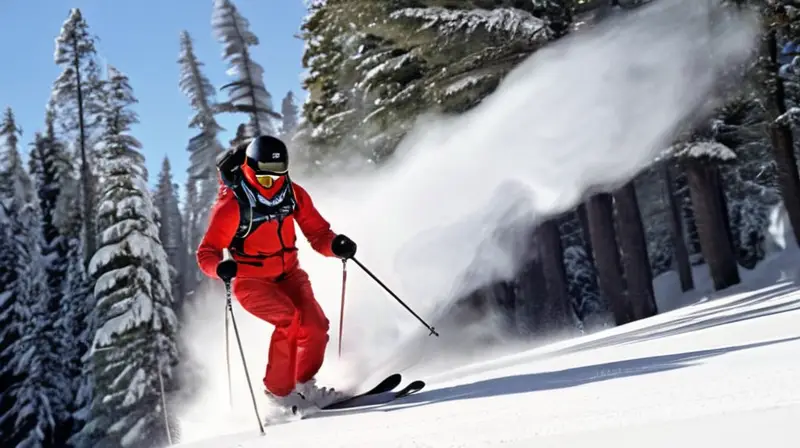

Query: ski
[263,373,403,426]
[358,373,403,397]
[320,373,403,410]
[318,379,426,411]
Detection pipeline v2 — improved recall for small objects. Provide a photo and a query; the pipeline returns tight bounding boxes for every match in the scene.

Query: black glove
[216,258,238,282]
[331,234,357,259]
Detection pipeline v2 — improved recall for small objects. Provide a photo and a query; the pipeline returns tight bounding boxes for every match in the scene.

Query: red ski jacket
[197,181,337,280]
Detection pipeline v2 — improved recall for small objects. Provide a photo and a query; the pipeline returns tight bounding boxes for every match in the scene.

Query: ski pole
[350,256,439,337]
[338,259,347,358]
[225,300,232,408]
[221,248,265,436]
[224,281,265,435]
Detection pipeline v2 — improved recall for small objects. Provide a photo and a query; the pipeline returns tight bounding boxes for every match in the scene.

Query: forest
[1,0,799,447]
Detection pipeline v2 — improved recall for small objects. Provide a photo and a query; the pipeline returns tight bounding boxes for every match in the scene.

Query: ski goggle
[255,174,282,188]
[254,160,288,174]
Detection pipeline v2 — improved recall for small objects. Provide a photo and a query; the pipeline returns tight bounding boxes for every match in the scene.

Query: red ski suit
[197,177,337,397]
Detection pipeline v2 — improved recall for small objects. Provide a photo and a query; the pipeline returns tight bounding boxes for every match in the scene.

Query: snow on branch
[670,140,737,161]
[390,7,549,41]
[775,106,800,127]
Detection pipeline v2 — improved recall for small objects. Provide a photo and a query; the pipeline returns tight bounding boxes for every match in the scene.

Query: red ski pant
[232,268,330,396]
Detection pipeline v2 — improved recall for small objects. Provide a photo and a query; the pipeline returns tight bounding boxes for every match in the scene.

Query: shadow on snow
[320,335,800,419]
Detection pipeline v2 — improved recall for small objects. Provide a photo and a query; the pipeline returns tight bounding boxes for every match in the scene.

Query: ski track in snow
[177,279,800,447]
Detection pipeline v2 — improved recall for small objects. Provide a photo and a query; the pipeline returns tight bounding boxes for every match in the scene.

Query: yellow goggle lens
[255,174,279,188]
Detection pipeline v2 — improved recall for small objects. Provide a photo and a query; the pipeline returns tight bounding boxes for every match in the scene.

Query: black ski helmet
[244,135,288,175]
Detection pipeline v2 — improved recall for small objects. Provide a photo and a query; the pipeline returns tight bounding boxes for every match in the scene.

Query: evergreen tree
[212,0,281,137]
[0,199,19,442]
[298,1,557,165]
[27,110,77,440]
[52,8,105,264]
[154,157,187,314]
[0,106,31,442]
[63,236,95,443]
[295,0,361,167]
[374,3,554,113]
[177,30,224,298]
[280,90,299,138]
[4,199,69,447]
[76,65,179,448]
[297,0,426,165]
[0,108,33,199]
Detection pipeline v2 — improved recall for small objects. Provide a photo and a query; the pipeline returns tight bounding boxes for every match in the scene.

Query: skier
[196,135,358,416]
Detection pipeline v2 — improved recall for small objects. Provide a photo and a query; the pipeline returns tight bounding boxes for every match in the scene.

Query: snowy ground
[177,249,800,448]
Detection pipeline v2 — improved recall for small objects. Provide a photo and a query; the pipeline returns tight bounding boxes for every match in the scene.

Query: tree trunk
[675,169,703,260]
[532,218,576,335]
[711,166,735,254]
[613,182,658,320]
[577,203,595,268]
[763,30,800,246]
[585,193,633,325]
[685,160,740,290]
[515,249,547,337]
[72,33,95,265]
[662,162,694,291]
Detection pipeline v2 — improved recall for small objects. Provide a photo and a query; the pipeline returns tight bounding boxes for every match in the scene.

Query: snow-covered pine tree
[4,194,70,447]
[0,106,32,442]
[0,197,19,442]
[295,0,364,167]
[29,106,73,271]
[297,0,427,166]
[62,236,95,444]
[177,30,225,297]
[154,157,187,314]
[52,8,105,264]
[0,111,69,445]
[373,2,554,113]
[76,65,179,448]
[44,104,98,430]
[60,184,96,444]
[212,0,281,137]
[0,108,33,200]
[280,90,299,139]
[298,1,557,164]
[26,117,78,442]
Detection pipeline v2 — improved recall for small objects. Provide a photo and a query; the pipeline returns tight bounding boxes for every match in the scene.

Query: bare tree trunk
[685,160,740,290]
[763,30,800,245]
[577,203,595,267]
[711,166,735,254]
[533,218,576,335]
[613,182,658,320]
[662,162,694,291]
[585,193,633,325]
[515,248,548,337]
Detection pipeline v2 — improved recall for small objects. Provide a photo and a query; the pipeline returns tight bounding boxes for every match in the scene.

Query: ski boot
[262,389,305,424]
[295,378,346,410]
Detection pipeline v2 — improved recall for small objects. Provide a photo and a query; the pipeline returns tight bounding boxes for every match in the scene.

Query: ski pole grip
[222,248,233,262]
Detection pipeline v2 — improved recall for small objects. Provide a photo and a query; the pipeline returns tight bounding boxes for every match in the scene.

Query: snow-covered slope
[173,1,779,446]
[176,262,800,447]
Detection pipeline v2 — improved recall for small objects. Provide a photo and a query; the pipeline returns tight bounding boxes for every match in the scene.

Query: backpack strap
[216,145,298,254]
[216,144,252,249]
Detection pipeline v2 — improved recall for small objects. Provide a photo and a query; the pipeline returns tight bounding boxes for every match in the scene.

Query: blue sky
[0,0,309,193]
